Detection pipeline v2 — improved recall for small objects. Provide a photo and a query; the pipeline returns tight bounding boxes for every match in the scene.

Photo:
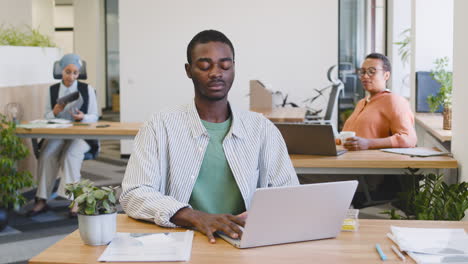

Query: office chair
[33,60,96,161]
[305,66,344,132]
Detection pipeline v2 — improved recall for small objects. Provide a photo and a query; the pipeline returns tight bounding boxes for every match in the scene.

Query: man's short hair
[365,53,392,73]
[186,30,235,64]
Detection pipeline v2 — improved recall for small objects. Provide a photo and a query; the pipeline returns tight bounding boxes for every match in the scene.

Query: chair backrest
[323,82,343,121]
[53,60,88,80]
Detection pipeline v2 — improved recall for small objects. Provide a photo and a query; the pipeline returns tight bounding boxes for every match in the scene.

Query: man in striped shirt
[120,30,299,243]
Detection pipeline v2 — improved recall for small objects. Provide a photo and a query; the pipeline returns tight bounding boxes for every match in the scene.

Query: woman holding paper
[27,53,99,217]
[340,53,417,151]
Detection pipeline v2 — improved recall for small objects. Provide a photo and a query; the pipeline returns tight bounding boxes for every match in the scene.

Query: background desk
[251,107,307,123]
[29,214,468,264]
[16,124,458,179]
[291,149,457,176]
[16,122,142,140]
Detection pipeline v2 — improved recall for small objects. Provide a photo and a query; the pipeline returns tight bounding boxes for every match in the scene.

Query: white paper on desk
[44,124,72,128]
[407,251,468,264]
[98,231,194,262]
[391,226,468,255]
[381,147,451,157]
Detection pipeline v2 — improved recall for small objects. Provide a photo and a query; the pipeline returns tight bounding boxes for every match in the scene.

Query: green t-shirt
[188,118,246,215]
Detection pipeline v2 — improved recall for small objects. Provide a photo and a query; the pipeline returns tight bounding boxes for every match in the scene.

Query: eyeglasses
[356,67,385,77]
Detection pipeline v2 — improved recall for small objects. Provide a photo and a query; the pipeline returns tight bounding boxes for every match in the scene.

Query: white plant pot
[78,212,117,246]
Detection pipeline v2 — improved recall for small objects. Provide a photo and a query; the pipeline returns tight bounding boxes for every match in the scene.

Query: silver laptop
[275,123,346,156]
[218,180,358,248]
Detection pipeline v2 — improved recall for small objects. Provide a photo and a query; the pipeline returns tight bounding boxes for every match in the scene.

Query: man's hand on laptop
[170,207,246,244]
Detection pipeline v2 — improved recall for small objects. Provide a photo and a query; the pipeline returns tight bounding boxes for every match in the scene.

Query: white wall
[387,0,411,97]
[32,0,55,40]
[54,5,74,54]
[452,0,468,184]
[410,0,453,110]
[54,5,74,27]
[0,46,61,87]
[74,0,106,112]
[0,0,33,27]
[0,0,54,40]
[120,0,338,154]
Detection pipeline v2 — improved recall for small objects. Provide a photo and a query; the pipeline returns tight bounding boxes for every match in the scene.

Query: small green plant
[0,113,34,209]
[382,170,468,220]
[394,28,411,66]
[427,57,453,112]
[65,179,119,215]
[0,25,56,47]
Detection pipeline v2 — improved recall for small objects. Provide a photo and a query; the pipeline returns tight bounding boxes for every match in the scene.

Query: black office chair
[305,66,344,132]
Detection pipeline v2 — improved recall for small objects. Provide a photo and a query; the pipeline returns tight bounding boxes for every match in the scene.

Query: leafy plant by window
[0,113,34,209]
[65,179,119,215]
[427,57,453,112]
[394,28,411,66]
[0,25,56,47]
[382,170,468,221]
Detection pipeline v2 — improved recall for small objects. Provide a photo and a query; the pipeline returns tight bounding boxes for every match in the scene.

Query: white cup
[339,131,356,142]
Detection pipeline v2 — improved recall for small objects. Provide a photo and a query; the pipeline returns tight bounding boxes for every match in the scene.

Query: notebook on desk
[275,123,346,156]
[218,181,358,248]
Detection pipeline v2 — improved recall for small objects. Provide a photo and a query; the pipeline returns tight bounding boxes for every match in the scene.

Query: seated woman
[341,53,417,151]
[27,54,99,217]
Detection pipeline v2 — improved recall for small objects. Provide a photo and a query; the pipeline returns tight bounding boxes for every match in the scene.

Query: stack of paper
[388,226,468,263]
[98,231,194,262]
[381,147,451,157]
[17,119,73,129]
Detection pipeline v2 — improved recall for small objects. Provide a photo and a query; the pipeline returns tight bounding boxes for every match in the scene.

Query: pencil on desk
[391,245,406,261]
[375,243,387,261]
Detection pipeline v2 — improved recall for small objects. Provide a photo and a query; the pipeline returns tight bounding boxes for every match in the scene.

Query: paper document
[98,231,194,262]
[390,226,468,264]
[381,147,451,157]
[17,119,72,129]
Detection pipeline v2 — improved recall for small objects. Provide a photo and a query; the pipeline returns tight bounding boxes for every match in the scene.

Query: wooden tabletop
[15,121,142,138]
[15,121,457,170]
[29,214,468,264]
[252,107,307,123]
[415,113,452,142]
[291,148,457,169]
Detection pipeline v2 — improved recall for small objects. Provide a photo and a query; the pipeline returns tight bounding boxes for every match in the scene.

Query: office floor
[0,140,127,264]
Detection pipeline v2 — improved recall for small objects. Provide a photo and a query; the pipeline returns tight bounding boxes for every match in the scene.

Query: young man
[120,30,298,243]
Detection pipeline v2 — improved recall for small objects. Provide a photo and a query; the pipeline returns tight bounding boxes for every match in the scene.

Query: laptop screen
[275,123,344,156]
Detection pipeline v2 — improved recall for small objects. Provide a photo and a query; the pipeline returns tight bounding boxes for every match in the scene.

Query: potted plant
[65,179,119,245]
[382,170,468,220]
[0,113,34,231]
[427,57,453,130]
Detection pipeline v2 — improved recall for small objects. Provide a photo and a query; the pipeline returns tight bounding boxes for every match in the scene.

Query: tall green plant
[0,114,34,209]
[0,25,55,47]
[382,171,468,221]
[394,28,411,66]
[427,57,453,112]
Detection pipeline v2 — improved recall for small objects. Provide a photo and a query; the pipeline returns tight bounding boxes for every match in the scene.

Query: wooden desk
[15,121,142,140]
[415,113,452,142]
[29,214,468,264]
[16,123,458,176]
[252,107,307,123]
[291,148,458,175]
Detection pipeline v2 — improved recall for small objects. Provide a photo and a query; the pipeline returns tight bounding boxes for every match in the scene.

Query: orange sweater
[342,91,417,148]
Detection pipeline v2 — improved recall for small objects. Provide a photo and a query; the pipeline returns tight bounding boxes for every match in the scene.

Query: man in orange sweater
[341,53,417,151]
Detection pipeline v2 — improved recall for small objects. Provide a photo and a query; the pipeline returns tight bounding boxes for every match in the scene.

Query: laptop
[275,123,347,156]
[218,180,358,248]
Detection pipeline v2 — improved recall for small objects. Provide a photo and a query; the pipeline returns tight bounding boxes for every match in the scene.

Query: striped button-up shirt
[120,101,299,227]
